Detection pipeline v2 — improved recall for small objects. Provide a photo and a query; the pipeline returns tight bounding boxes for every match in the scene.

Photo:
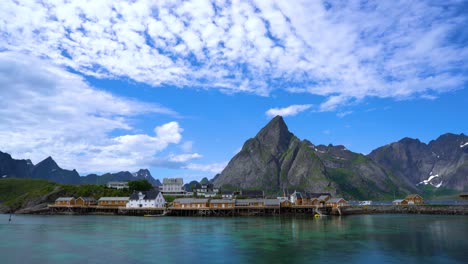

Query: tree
[200,177,209,185]
[128,180,152,192]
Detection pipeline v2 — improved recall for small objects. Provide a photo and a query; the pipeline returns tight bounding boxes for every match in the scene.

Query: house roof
[210,199,235,204]
[221,190,233,195]
[98,197,129,201]
[56,197,74,201]
[129,190,161,201]
[264,199,280,206]
[174,198,209,204]
[405,194,423,199]
[235,199,265,205]
[77,197,95,201]
[318,195,330,201]
[295,192,303,199]
[327,198,346,203]
[307,193,331,198]
[393,199,404,203]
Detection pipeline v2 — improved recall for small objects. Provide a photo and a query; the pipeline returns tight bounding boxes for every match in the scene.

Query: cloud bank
[0,52,200,173]
[1,0,467,110]
[266,104,312,118]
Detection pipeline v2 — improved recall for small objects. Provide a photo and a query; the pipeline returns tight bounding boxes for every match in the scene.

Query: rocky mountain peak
[133,168,151,178]
[35,156,59,170]
[255,115,294,154]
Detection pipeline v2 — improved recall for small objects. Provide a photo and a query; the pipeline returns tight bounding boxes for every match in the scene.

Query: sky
[1,0,467,182]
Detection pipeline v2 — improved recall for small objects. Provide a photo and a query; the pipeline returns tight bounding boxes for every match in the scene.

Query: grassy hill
[0,178,132,213]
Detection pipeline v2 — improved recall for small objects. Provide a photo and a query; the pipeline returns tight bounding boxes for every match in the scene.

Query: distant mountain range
[1,116,466,199]
[213,116,467,199]
[0,152,161,186]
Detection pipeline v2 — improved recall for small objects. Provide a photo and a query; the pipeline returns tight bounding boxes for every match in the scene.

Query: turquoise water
[0,214,467,264]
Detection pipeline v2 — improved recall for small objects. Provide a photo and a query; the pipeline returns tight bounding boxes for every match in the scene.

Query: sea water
[0,214,466,263]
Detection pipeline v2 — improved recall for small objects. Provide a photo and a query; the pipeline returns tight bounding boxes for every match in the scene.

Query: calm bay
[1,214,466,263]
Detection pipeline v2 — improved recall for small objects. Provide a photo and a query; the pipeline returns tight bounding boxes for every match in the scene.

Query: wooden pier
[48,204,333,216]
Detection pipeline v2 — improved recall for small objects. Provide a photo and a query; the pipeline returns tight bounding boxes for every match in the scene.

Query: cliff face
[214,116,416,199]
[369,133,468,190]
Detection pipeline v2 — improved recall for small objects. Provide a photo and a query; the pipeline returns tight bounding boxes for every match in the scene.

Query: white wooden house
[126,190,165,208]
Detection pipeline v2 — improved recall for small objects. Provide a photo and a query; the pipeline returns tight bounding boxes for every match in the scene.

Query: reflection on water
[1,214,466,264]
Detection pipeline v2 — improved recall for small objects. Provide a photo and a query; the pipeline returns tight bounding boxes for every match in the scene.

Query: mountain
[0,151,160,186]
[80,169,161,186]
[213,116,417,199]
[132,169,161,186]
[1,152,81,184]
[369,133,468,191]
[31,156,81,184]
[0,151,34,179]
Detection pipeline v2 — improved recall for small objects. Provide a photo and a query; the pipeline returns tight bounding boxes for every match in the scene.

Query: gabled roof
[56,197,74,201]
[264,199,280,206]
[98,197,129,201]
[145,189,161,200]
[77,197,95,201]
[327,198,346,203]
[318,195,330,201]
[296,192,303,199]
[307,193,331,198]
[129,190,161,201]
[210,199,235,204]
[174,198,209,204]
[235,199,265,205]
[405,194,423,199]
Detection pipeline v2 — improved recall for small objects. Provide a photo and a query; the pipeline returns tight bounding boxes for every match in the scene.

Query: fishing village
[49,178,343,216]
[46,178,468,217]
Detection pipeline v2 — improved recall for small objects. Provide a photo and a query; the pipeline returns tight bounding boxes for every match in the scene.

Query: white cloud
[266,104,313,118]
[168,153,202,163]
[1,1,467,110]
[184,162,228,174]
[0,52,186,173]
[337,111,353,118]
[180,141,194,153]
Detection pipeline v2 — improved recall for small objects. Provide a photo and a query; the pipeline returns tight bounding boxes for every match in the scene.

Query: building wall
[162,178,184,193]
[210,203,234,208]
[405,197,423,205]
[55,200,75,206]
[98,200,127,207]
[126,193,165,208]
[75,198,85,206]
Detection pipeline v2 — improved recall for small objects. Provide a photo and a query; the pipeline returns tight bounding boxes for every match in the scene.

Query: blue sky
[0,0,467,182]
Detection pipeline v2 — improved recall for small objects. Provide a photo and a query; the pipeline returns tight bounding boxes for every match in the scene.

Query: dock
[47,204,333,216]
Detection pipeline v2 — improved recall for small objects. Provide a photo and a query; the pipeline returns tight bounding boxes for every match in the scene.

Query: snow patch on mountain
[460,142,468,148]
[417,174,443,188]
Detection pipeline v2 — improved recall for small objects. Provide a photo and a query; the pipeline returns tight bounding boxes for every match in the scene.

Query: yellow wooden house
[55,197,75,206]
[97,197,129,207]
[404,194,423,205]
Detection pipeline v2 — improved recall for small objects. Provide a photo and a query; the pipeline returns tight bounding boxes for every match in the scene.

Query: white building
[290,191,303,204]
[161,178,185,195]
[107,181,129,189]
[126,190,166,208]
[194,184,219,197]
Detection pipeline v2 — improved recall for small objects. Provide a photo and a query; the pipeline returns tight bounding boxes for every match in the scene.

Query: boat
[144,211,167,217]
[144,214,163,217]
